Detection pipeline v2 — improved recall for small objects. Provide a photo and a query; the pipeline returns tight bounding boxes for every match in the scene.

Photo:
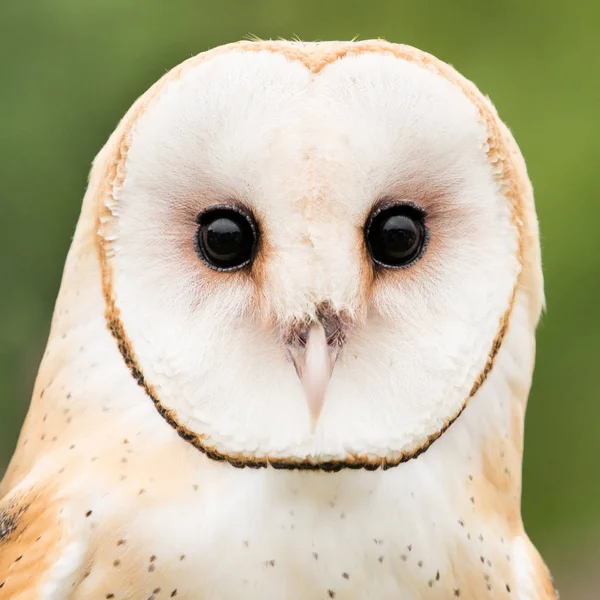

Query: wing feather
[0,484,83,600]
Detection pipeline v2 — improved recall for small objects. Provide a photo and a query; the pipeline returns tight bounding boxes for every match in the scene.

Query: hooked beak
[287,318,343,432]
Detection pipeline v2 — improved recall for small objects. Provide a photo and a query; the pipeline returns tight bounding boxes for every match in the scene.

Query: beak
[288,323,340,432]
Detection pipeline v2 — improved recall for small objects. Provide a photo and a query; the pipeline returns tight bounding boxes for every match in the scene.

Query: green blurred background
[1,1,598,596]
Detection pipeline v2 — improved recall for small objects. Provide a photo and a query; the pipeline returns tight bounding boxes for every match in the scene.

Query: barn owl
[0,39,557,599]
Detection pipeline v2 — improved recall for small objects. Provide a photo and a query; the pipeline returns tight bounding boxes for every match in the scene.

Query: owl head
[71,40,543,470]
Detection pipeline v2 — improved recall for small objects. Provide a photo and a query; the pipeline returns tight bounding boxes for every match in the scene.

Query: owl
[0,39,557,599]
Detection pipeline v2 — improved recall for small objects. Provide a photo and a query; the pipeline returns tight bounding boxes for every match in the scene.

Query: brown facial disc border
[97,39,524,471]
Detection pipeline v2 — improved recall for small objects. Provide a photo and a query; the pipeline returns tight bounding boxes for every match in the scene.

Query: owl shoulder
[0,480,85,599]
[513,534,560,599]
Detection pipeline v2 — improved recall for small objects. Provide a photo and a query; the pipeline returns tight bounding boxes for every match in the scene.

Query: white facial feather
[0,40,556,600]
[96,44,525,465]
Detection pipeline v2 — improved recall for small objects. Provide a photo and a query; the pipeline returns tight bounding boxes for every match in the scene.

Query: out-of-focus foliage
[0,0,598,594]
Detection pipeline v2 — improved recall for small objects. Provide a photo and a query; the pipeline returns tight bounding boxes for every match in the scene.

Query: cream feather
[0,40,556,599]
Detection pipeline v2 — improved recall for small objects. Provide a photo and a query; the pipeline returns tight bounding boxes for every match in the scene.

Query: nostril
[314,304,335,340]
[296,324,310,347]
[284,317,312,348]
[316,304,346,347]
[322,318,341,345]
[294,322,341,347]
[284,306,349,349]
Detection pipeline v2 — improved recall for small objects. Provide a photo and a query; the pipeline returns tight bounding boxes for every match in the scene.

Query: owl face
[98,42,523,469]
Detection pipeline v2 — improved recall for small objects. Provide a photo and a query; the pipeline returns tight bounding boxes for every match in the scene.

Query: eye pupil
[379,215,418,259]
[366,205,426,268]
[196,208,257,271]
[203,218,245,262]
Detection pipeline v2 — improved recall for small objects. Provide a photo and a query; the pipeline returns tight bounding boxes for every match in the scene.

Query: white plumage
[0,40,556,599]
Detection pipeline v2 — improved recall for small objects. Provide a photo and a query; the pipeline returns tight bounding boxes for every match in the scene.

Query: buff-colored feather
[0,40,556,599]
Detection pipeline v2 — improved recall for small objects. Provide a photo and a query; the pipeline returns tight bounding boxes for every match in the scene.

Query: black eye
[195,206,258,271]
[365,203,427,268]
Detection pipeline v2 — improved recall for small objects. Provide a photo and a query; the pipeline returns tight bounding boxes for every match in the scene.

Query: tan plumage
[0,486,72,598]
[1,39,557,599]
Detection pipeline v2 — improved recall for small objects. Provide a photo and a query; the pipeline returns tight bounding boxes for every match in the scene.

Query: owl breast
[69,454,516,600]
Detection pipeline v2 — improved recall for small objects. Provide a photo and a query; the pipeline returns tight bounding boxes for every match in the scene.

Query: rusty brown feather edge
[97,40,523,472]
